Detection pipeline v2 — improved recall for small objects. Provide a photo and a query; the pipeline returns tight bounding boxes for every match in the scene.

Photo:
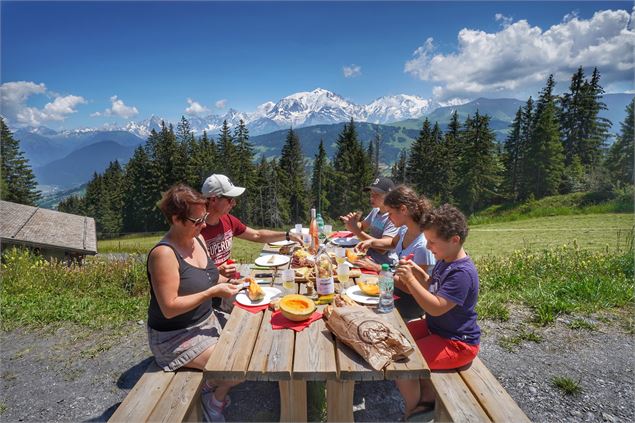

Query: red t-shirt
[200,214,247,266]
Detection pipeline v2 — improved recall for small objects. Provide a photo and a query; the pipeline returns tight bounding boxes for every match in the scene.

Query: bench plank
[459,357,530,423]
[147,369,203,423]
[205,306,263,379]
[326,379,355,422]
[293,305,337,380]
[431,371,492,423]
[109,361,175,423]
[246,309,295,381]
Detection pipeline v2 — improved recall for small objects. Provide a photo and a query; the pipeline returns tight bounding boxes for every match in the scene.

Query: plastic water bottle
[316,213,326,243]
[377,264,394,313]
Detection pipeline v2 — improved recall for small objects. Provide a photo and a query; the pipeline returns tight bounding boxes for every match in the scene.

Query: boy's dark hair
[420,204,469,243]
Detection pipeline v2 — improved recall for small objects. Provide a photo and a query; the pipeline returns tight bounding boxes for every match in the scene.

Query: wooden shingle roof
[0,200,97,254]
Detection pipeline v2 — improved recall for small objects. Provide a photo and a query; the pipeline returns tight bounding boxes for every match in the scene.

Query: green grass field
[465,213,633,258]
[99,213,634,260]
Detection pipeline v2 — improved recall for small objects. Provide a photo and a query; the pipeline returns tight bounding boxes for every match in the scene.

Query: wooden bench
[108,361,203,423]
[430,357,530,423]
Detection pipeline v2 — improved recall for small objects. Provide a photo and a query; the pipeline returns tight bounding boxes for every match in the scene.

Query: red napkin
[234,302,269,314]
[361,268,379,275]
[270,310,323,332]
[329,231,354,238]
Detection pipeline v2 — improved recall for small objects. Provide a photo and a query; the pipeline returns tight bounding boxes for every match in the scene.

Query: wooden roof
[0,200,97,255]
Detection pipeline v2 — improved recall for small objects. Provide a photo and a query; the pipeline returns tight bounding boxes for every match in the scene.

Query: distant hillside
[250,122,420,163]
[37,185,87,209]
[34,141,136,188]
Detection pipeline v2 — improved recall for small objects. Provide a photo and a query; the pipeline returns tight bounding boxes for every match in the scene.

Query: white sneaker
[201,390,231,423]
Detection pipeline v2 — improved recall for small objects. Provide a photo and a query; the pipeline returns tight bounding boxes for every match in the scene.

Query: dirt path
[1,309,633,422]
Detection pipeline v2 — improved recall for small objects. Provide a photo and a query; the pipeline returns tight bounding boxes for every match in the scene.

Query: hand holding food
[215,282,243,298]
[356,239,372,253]
[218,261,237,278]
[246,277,265,301]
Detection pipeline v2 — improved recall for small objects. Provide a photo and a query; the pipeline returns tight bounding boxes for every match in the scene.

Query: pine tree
[279,128,307,223]
[122,146,154,232]
[391,150,408,184]
[517,97,535,199]
[57,195,85,215]
[442,111,461,202]
[455,112,502,213]
[217,120,236,178]
[560,67,586,166]
[579,68,611,167]
[525,99,565,198]
[406,118,432,193]
[232,120,255,221]
[99,161,124,236]
[502,107,524,200]
[1,119,41,205]
[606,98,634,185]
[310,140,333,219]
[331,118,371,217]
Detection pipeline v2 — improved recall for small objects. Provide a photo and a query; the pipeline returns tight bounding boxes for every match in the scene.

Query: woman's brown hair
[383,185,432,223]
[157,183,207,225]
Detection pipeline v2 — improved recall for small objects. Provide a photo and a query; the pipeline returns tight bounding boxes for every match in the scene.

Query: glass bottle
[377,264,395,313]
[309,208,319,255]
[315,247,335,300]
[316,212,326,243]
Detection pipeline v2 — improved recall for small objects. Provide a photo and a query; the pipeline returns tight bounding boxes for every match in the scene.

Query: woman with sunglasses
[146,183,243,422]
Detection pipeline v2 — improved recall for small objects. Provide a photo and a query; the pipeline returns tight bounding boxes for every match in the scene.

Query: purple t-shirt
[426,256,481,345]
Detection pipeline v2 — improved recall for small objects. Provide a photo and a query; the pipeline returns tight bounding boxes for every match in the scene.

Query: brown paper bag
[324,305,414,370]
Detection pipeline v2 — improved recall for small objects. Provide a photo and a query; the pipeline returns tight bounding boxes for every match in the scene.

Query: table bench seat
[431,357,530,423]
[108,361,203,423]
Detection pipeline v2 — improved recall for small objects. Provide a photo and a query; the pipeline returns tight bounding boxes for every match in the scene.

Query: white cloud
[185,98,211,116]
[0,81,86,127]
[215,99,227,109]
[405,9,635,100]
[495,13,513,27]
[343,64,362,78]
[91,96,139,119]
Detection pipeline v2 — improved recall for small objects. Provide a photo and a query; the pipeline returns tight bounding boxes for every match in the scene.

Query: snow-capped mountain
[175,88,434,135]
[363,94,433,124]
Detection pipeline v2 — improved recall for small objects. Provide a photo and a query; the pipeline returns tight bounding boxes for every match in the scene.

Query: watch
[285,230,290,241]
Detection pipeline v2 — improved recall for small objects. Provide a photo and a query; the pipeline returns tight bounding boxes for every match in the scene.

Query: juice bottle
[315,248,334,303]
[309,208,319,255]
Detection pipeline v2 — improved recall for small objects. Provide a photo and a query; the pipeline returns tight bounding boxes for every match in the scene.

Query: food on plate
[279,244,295,255]
[357,278,380,296]
[291,248,314,268]
[348,268,362,278]
[246,277,265,301]
[315,293,334,305]
[345,248,358,262]
[279,294,316,321]
[267,254,276,263]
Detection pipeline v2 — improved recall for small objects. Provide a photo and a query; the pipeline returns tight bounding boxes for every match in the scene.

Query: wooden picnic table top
[204,243,430,382]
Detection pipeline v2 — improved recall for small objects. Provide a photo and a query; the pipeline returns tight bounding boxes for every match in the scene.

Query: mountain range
[7,88,632,196]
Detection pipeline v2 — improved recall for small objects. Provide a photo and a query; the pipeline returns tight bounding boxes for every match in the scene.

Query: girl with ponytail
[357,185,435,320]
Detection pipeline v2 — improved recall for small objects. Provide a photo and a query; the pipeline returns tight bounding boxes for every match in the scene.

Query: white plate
[255,254,290,267]
[344,285,379,305]
[269,240,296,247]
[235,286,282,306]
[331,237,360,247]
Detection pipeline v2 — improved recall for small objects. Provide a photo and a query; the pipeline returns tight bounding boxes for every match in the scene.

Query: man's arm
[236,226,303,244]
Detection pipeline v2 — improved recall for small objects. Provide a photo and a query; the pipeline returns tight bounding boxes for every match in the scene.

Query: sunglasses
[185,212,209,226]
[220,195,237,203]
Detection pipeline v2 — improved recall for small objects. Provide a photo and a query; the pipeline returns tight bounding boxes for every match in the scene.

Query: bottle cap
[381,264,390,271]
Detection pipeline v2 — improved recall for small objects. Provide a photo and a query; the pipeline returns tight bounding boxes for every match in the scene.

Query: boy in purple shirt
[394,204,480,420]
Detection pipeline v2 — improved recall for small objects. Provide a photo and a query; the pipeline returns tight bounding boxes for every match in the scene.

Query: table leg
[326,380,354,422]
[279,380,307,422]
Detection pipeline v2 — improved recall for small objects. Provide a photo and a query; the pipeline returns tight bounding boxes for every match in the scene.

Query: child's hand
[397,259,430,284]
[356,239,372,252]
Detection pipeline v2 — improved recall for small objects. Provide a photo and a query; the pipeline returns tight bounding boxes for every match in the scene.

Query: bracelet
[285,230,290,241]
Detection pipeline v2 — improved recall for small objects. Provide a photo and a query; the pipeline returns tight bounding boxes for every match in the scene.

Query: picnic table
[204,243,430,421]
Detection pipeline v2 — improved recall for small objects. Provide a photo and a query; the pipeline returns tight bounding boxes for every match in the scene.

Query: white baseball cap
[201,174,246,198]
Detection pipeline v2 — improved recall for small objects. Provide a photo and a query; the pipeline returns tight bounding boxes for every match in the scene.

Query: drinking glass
[239,264,251,279]
[295,224,303,234]
[335,247,346,265]
[337,263,351,288]
[323,224,332,235]
[282,269,296,293]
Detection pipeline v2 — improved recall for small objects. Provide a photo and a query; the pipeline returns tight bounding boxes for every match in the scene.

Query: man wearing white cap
[200,174,303,278]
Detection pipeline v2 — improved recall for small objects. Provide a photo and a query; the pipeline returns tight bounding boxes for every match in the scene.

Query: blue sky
[1,1,632,129]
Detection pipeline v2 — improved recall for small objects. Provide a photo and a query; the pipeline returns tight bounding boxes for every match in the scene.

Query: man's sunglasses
[220,195,237,203]
[185,212,209,225]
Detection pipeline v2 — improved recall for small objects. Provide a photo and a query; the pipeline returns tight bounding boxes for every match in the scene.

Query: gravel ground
[1,307,633,422]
